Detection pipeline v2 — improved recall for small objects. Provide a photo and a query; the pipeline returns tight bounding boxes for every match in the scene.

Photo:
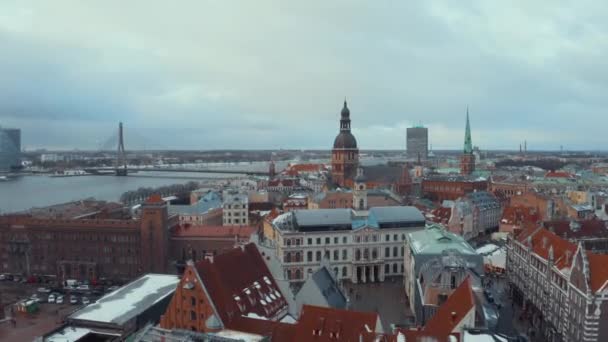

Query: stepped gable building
[0,195,175,283]
[331,100,359,187]
[271,206,426,284]
[507,225,608,342]
[460,108,475,176]
[160,243,293,334]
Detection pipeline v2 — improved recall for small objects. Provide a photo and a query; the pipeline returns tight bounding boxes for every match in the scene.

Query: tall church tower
[460,107,475,175]
[331,100,359,187]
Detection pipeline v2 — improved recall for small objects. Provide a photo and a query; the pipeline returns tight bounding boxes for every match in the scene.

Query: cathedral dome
[333,132,358,149]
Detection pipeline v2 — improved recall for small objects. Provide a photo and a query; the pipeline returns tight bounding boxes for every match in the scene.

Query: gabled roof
[423,277,475,336]
[501,205,540,226]
[585,252,608,292]
[294,305,379,342]
[516,226,577,270]
[295,267,347,313]
[545,220,608,240]
[194,244,288,327]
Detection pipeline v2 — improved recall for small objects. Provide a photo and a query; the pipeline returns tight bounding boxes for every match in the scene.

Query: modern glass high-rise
[406,125,428,160]
[0,127,21,172]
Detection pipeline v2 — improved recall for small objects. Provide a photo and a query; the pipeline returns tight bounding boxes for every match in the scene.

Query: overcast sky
[1,1,607,151]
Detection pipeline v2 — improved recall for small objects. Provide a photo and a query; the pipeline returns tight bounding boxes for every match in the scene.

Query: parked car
[107,285,120,292]
[0,274,7,281]
[76,284,90,291]
[48,294,56,303]
[30,294,42,303]
[70,296,78,305]
[82,297,90,305]
[38,287,52,294]
[56,296,64,304]
[13,276,21,282]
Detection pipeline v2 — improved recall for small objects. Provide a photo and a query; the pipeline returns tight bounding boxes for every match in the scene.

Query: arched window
[385,264,390,274]
[342,249,347,260]
[295,269,301,279]
[333,267,338,276]
[287,269,292,280]
[316,251,321,261]
[393,263,398,273]
[307,251,313,262]
[295,252,301,262]
[359,199,365,210]
[355,249,361,261]
[286,239,291,246]
[372,248,378,260]
[363,248,369,260]
[400,246,404,257]
[385,247,390,258]
[393,247,398,257]
[334,250,339,260]
[342,267,347,277]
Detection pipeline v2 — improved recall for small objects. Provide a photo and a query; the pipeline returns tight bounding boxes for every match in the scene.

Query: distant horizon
[20,148,608,154]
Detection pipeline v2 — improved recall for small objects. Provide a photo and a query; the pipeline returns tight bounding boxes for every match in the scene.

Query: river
[0,156,401,213]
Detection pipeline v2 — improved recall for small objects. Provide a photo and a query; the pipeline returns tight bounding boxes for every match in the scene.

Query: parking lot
[0,277,116,341]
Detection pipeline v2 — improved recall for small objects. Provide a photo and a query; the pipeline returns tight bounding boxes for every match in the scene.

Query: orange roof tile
[294,305,379,342]
[516,226,577,269]
[145,194,164,204]
[545,171,574,178]
[423,277,474,336]
[586,252,608,292]
[501,205,540,225]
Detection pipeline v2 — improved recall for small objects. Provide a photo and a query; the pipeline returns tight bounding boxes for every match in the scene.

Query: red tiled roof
[294,305,379,342]
[228,317,297,341]
[586,252,608,292]
[429,207,452,224]
[501,205,540,225]
[286,163,327,173]
[545,171,574,178]
[545,220,608,239]
[423,277,474,336]
[516,226,577,269]
[145,194,164,204]
[172,225,257,238]
[195,243,288,327]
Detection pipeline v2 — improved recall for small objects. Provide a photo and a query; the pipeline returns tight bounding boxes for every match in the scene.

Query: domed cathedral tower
[460,107,475,175]
[331,100,359,187]
[353,167,367,210]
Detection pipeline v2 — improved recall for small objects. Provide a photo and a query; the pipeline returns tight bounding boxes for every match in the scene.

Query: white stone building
[271,206,426,283]
[222,189,249,226]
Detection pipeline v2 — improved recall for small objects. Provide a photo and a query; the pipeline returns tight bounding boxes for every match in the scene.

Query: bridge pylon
[116,122,128,176]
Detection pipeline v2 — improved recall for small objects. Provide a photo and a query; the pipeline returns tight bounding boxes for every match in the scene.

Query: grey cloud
[0,1,607,150]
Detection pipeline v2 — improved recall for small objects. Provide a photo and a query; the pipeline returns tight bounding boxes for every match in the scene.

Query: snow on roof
[70,274,179,326]
[213,330,266,342]
[463,330,508,341]
[475,244,500,255]
[46,327,92,342]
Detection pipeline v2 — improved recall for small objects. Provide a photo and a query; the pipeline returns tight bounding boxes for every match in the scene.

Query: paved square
[343,276,412,332]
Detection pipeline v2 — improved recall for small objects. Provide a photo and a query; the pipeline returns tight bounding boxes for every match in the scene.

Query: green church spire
[464,106,473,154]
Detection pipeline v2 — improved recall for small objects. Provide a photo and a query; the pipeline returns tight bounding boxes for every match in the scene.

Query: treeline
[495,159,568,171]
[119,181,200,205]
